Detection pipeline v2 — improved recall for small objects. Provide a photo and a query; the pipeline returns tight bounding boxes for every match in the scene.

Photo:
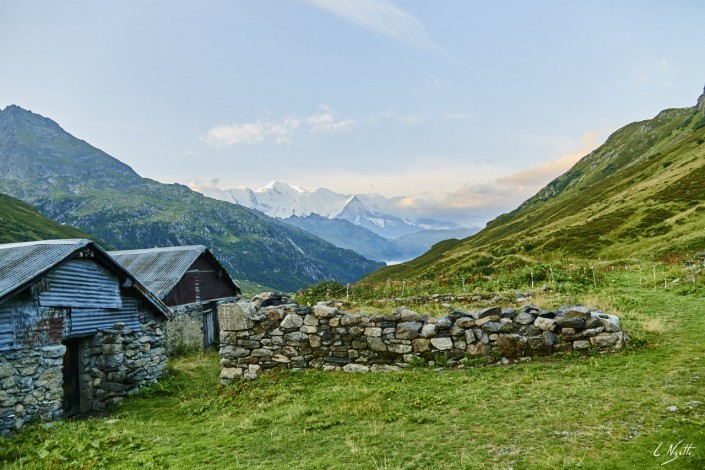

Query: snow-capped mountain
[198,181,462,239]
[335,196,423,239]
[227,181,349,219]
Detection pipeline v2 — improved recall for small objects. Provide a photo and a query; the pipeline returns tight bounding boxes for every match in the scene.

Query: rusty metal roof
[109,245,239,300]
[0,239,171,318]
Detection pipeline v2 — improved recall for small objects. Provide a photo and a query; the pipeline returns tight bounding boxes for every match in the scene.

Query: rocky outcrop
[218,298,628,384]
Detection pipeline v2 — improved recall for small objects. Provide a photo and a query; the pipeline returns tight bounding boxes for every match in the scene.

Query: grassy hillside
[2,275,703,468]
[0,192,97,244]
[365,94,705,282]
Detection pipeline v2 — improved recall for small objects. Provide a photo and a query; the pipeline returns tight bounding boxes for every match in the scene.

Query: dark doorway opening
[62,338,81,417]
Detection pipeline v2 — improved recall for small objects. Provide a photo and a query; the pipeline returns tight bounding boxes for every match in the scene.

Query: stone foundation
[219,300,627,384]
[0,320,167,435]
[0,345,65,435]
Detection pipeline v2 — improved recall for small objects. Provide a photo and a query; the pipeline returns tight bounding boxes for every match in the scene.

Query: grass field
[1,275,704,469]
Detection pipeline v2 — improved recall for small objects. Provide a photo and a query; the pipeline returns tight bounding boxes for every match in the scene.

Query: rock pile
[219,297,628,384]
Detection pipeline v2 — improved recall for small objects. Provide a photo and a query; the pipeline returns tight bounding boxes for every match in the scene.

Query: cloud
[497,130,605,188]
[302,0,456,61]
[203,106,356,148]
[193,128,607,227]
[203,118,300,147]
[307,106,358,133]
[373,130,608,225]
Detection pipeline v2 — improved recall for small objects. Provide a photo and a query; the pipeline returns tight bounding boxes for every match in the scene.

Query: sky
[1,0,705,227]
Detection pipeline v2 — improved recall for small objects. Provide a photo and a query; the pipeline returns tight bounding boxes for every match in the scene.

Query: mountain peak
[0,105,141,196]
[259,181,305,194]
[0,104,63,132]
[697,84,705,114]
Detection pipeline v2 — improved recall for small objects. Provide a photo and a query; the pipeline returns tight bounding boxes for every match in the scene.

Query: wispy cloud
[306,105,357,133]
[302,0,457,62]
[375,130,608,225]
[203,106,474,148]
[203,106,357,148]
[497,130,606,188]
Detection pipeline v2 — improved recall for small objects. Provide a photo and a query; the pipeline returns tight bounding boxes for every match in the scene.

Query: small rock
[430,337,453,350]
[343,364,370,373]
[666,406,678,413]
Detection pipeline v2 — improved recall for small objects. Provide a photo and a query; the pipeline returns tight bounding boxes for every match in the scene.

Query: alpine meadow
[2,1,705,469]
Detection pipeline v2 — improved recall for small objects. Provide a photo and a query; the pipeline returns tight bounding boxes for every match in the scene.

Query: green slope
[365,88,705,282]
[0,105,384,291]
[0,192,97,244]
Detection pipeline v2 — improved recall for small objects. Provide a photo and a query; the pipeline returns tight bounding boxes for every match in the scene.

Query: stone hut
[0,239,172,435]
[109,245,240,353]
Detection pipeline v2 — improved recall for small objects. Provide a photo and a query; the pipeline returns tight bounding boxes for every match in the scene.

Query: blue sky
[1,0,704,226]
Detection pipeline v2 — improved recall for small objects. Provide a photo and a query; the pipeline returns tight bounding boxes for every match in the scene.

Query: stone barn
[109,245,241,353]
[0,239,172,435]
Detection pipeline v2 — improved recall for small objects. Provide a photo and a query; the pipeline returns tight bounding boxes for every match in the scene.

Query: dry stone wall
[218,297,627,384]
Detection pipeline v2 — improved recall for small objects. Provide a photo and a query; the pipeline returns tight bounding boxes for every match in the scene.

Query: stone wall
[0,345,65,435]
[164,298,239,355]
[0,319,168,435]
[164,303,206,354]
[219,300,627,384]
[79,320,167,411]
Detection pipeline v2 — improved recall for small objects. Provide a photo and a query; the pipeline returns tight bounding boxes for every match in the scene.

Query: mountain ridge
[195,180,462,238]
[0,105,384,291]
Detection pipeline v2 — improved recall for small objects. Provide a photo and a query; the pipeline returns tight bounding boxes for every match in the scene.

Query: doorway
[62,339,81,417]
[203,302,219,349]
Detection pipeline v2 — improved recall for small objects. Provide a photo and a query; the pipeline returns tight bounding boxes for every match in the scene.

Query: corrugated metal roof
[109,245,240,300]
[109,246,208,299]
[0,239,90,302]
[0,239,172,319]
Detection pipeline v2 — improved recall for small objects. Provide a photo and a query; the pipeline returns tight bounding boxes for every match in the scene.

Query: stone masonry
[0,345,65,434]
[164,303,207,354]
[0,320,167,435]
[219,297,627,384]
[79,320,167,411]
